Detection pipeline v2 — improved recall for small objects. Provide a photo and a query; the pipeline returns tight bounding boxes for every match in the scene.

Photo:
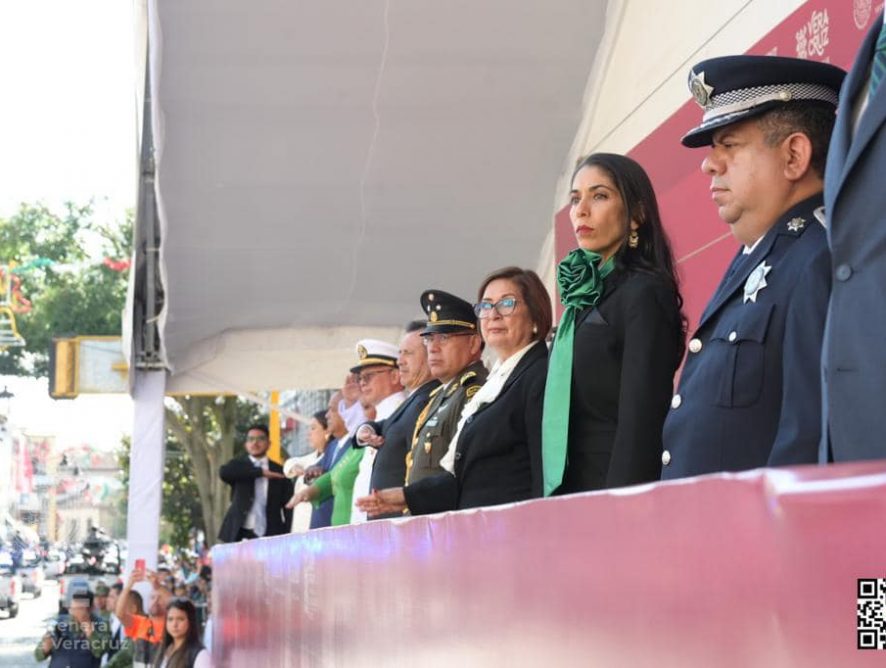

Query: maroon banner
[213,461,886,666]
[554,0,883,329]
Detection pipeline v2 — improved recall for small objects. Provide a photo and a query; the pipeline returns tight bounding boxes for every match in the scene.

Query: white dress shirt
[285,450,323,533]
[440,342,531,473]
[339,399,368,434]
[242,455,268,536]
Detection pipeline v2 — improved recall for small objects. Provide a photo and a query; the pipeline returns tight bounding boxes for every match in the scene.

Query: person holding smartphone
[116,566,170,668]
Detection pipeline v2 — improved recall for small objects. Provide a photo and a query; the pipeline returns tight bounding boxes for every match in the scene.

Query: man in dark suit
[661,56,846,479]
[218,424,293,542]
[821,13,886,463]
[355,320,440,519]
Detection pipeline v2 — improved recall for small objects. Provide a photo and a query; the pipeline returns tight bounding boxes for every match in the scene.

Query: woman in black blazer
[356,267,552,516]
[543,153,685,495]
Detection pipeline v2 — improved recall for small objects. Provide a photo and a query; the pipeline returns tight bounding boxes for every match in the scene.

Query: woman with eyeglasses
[542,153,685,496]
[356,267,551,515]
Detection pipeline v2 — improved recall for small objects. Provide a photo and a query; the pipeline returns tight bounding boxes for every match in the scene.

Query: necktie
[870,22,886,97]
[725,252,748,281]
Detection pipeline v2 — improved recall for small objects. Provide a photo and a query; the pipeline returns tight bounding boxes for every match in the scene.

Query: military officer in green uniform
[405,289,487,485]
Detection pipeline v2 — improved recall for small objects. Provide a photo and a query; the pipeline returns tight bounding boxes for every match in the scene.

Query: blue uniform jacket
[661,194,830,479]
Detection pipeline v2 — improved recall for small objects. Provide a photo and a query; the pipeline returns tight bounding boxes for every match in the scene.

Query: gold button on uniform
[661,450,671,466]
[688,338,702,353]
[671,394,682,409]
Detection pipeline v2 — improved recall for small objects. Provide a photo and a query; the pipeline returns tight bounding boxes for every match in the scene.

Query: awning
[143,0,608,391]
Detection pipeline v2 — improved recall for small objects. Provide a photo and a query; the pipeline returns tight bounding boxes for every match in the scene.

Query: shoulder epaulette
[459,370,478,386]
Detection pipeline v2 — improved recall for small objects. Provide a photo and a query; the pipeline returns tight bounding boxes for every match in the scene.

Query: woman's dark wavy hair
[312,410,329,431]
[155,598,203,668]
[572,152,687,358]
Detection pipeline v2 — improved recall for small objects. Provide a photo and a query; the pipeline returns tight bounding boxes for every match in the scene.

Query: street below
[0,580,59,667]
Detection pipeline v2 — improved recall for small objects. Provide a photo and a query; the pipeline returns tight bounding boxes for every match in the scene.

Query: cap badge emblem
[430,311,438,322]
[689,70,714,108]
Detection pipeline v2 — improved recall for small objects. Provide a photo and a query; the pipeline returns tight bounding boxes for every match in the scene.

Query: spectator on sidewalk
[36,590,110,667]
[152,598,209,668]
[116,569,170,668]
[106,589,145,668]
[102,582,125,666]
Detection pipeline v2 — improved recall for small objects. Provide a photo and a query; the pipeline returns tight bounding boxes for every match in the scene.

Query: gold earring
[628,229,639,249]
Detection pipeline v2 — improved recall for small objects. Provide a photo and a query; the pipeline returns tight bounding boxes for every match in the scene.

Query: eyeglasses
[473,297,518,318]
[357,368,393,385]
[421,332,474,347]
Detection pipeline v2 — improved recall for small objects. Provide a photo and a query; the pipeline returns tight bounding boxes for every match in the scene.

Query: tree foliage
[116,434,205,549]
[0,202,132,376]
[3,201,272,550]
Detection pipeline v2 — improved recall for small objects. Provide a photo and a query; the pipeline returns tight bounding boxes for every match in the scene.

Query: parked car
[17,548,45,597]
[0,551,20,618]
[43,550,66,579]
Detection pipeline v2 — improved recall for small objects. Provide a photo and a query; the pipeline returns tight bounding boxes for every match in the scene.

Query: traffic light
[49,337,78,399]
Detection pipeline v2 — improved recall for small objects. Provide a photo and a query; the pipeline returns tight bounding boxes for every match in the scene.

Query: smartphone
[134,558,146,572]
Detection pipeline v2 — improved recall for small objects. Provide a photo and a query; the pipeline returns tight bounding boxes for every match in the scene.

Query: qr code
[858,578,886,649]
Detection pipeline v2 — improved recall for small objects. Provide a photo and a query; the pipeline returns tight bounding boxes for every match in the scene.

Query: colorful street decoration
[0,257,130,350]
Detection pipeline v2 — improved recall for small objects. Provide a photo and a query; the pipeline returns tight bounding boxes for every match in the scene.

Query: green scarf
[542,248,615,496]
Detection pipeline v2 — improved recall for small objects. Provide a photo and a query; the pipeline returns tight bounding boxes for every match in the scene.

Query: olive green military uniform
[405,360,487,485]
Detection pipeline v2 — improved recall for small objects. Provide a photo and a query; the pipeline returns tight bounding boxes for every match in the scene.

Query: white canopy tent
[140,0,607,393]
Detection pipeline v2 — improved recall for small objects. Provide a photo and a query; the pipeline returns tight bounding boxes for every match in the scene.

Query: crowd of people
[36,555,213,668]
[215,44,886,540]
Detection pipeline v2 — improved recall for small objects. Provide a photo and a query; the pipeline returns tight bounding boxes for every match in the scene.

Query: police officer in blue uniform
[661,56,846,479]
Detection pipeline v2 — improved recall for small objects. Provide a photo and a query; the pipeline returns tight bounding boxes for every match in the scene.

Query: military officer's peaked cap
[681,55,846,148]
[350,338,399,373]
[420,289,478,335]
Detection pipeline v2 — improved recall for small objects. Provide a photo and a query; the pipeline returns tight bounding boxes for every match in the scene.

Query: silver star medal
[743,261,772,303]
[787,217,806,232]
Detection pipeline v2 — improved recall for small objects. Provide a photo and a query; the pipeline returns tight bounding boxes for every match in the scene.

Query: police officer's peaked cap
[682,55,846,147]
[420,289,478,335]
[350,338,399,374]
